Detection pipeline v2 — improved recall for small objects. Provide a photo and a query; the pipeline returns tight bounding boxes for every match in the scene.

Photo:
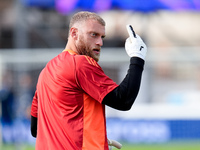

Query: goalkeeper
[30,11,147,150]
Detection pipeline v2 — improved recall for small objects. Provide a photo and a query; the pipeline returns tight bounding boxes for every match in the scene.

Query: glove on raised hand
[125,25,147,60]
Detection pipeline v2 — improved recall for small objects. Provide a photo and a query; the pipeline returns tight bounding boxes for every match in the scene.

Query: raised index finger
[126,24,136,41]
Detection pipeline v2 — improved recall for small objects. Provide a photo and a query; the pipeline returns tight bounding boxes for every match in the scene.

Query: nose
[96,37,103,47]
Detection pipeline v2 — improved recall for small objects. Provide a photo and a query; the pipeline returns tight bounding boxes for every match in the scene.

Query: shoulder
[75,55,100,68]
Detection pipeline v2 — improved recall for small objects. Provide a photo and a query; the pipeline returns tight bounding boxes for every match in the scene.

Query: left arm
[102,57,144,110]
[103,25,147,110]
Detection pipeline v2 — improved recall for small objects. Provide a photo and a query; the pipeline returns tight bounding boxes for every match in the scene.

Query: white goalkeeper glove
[125,25,147,60]
[108,139,122,149]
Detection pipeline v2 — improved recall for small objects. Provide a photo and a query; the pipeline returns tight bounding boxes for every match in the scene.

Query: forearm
[102,57,144,110]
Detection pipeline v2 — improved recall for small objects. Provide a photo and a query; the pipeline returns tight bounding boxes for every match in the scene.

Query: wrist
[130,57,145,67]
[129,52,145,60]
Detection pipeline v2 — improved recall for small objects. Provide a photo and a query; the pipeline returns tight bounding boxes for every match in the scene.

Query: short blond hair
[69,11,105,29]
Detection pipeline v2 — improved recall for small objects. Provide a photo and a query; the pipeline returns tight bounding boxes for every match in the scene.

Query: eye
[101,35,105,39]
[91,32,97,37]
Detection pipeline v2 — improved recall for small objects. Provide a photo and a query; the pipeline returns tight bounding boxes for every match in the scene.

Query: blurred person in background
[17,73,35,121]
[30,11,147,150]
[0,71,15,143]
[0,71,15,124]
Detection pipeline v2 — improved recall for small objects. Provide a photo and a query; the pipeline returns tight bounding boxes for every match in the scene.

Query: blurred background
[0,0,200,149]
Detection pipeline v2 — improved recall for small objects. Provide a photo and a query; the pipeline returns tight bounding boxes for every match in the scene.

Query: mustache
[93,47,101,51]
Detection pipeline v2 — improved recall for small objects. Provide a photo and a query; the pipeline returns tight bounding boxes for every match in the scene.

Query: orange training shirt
[31,49,118,150]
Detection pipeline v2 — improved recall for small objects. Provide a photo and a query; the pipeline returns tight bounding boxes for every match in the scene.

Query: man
[31,11,147,150]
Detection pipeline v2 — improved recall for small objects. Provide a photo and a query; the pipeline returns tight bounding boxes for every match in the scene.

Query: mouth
[93,48,100,54]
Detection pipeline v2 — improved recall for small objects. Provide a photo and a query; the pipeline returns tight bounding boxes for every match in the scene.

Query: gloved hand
[107,139,122,149]
[125,25,147,60]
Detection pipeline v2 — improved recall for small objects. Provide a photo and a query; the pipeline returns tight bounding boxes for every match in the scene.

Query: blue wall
[106,118,200,143]
[1,118,200,144]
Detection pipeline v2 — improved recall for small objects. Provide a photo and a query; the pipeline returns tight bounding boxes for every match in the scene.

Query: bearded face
[73,20,105,62]
[75,34,100,62]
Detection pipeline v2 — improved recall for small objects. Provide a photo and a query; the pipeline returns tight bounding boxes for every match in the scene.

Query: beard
[75,37,100,62]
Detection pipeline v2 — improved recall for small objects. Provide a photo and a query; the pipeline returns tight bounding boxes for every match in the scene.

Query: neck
[65,39,78,54]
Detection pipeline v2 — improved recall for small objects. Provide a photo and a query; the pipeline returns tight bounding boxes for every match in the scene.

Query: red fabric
[31,50,118,150]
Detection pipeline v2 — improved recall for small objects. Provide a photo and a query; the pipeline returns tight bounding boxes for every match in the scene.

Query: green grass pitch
[1,141,200,150]
[117,141,200,150]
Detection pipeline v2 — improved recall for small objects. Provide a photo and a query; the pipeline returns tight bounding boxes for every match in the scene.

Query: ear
[70,27,78,40]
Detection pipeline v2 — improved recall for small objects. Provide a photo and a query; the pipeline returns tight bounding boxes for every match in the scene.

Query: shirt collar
[62,49,77,55]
